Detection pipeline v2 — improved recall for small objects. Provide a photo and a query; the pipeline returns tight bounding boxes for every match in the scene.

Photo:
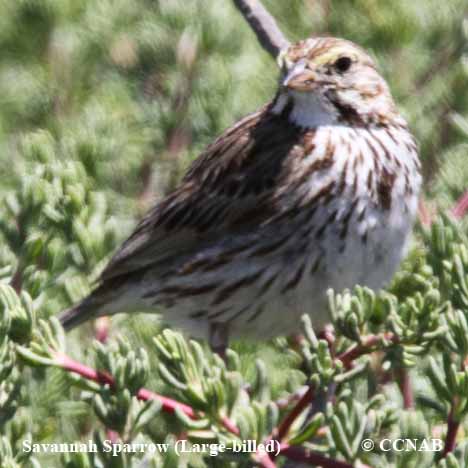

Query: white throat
[272,92,338,127]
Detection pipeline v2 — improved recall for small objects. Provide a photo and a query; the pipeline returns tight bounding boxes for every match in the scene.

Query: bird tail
[58,294,104,331]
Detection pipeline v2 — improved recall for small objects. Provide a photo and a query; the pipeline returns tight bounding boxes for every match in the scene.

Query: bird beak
[282,61,317,91]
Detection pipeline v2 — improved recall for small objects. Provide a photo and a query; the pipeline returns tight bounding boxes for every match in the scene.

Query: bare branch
[276,384,316,441]
[443,403,460,456]
[452,190,468,219]
[396,366,414,409]
[336,333,398,369]
[232,0,290,59]
[52,351,240,435]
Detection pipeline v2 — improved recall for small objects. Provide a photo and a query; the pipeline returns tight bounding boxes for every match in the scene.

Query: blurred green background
[1,0,468,466]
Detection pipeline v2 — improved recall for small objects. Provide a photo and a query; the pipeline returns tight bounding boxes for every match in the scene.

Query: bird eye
[334,56,352,73]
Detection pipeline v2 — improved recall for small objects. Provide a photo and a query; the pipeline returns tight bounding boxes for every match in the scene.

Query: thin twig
[256,453,278,468]
[257,331,396,467]
[276,384,316,441]
[418,197,435,227]
[275,385,308,409]
[396,366,414,409]
[452,191,468,219]
[442,403,460,456]
[336,333,397,370]
[442,358,468,456]
[54,351,370,467]
[254,384,315,465]
[442,362,464,457]
[231,0,290,59]
[95,317,110,343]
[53,351,240,435]
[10,267,23,294]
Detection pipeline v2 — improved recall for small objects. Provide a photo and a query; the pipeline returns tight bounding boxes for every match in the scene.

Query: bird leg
[209,322,230,359]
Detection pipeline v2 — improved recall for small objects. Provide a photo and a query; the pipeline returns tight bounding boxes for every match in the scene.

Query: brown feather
[99,102,307,282]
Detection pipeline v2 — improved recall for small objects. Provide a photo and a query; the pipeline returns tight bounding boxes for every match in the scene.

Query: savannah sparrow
[59,37,421,351]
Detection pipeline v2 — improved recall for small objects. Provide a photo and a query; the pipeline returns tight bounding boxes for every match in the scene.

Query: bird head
[276,37,397,126]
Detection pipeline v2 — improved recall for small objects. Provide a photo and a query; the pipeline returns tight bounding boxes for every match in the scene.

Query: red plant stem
[53,351,240,435]
[255,384,315,464]
[337,333,397,369]
[54,352,113,384]
[318,324,336,349]
[93,317,113,438]
[53,351,372,467]
[452,191,468,219]
[396,367,414,409]
[106,429,119,443]
[443,404,460,456]
[220,416,241,435]
[275,385,308,409]
[441,360,466,456]
[276,384,315,441]
[10,267,23,294]
[418,198,434,227]
[257,332,396,466]
[280,444,371,468]
[339,335,414,408]
[95,317,110,343]
[256,453,278,468]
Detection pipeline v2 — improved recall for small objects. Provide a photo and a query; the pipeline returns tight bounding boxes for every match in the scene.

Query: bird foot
[209,323,230,360]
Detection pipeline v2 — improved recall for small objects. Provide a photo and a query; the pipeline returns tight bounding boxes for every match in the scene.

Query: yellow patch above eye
[312,48,359,66]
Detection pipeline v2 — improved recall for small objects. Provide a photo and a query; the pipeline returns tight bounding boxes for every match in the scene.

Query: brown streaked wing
[99,101,306,282]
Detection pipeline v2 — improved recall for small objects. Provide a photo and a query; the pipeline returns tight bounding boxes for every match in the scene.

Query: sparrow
[59,37,421,354]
